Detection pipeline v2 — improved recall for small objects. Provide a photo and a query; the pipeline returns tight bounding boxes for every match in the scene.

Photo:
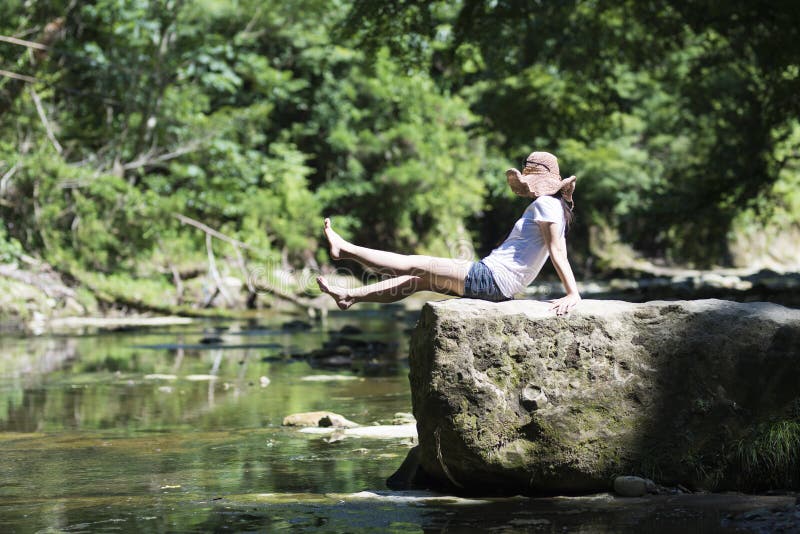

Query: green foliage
[310,49,486,256]
[733,420,800,490]
[2,0,799,300]
[343,0,800,266]
[0,223,23,263]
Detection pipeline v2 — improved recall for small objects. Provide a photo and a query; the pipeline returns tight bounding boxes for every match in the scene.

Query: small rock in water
[283,411,359,428]
[392,412,416,425]
[613,476,654,497]
[319,414,360,428]
[334,345,354,356]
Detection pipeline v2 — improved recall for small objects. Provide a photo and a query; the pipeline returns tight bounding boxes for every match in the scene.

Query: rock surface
[399,299,800,495]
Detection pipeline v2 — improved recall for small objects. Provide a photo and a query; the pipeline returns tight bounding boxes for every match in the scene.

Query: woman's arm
[537,221,581,315]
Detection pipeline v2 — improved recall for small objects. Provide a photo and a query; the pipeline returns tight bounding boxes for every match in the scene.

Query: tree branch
[0,162,18,196]
[121,141,201,171]
[29,87,63,154]
[205,233,233,307]
[0,69,36,83]
[0,34,49,50]
[174,214,253,250]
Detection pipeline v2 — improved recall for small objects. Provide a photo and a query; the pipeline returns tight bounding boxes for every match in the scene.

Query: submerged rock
[396,299,800,495]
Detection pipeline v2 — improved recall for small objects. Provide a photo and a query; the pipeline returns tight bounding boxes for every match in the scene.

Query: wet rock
[301,335,396,371]
[399,299,800,495]
[318,414,359,428]
[393,412,416,425]
[333,345,353,356]
[613,476,655,497]
[282,411,359,428]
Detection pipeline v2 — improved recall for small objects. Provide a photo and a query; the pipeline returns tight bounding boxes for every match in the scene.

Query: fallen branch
[205,232,233,307]
[234,244,257,309]
[29,87,63,154]
[174,214,252,250]
[0,34,49,50]
[122,142,201,171]
[0,162,18,195]
[0,69,36,83]
[174,213,324,311]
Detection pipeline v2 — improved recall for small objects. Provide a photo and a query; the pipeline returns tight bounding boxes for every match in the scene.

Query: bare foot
[323,218,347,260]
[317,276,355,310]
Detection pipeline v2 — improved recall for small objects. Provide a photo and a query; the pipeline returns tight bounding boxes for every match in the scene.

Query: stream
[0,303,796,532]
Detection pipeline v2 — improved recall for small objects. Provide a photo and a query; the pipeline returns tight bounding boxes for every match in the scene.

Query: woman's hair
[553,192,574,234]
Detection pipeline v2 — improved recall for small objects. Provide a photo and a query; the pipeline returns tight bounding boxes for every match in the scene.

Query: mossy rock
[399,299,800,495]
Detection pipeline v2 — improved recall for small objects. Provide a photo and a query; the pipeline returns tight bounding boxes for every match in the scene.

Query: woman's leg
[323,218,470,295]
[317,275,430,310]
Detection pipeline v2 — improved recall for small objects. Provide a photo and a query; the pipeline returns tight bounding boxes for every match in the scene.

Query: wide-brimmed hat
[509,151,576,205]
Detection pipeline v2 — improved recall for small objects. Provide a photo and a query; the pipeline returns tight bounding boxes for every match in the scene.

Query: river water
[0,304,795,532]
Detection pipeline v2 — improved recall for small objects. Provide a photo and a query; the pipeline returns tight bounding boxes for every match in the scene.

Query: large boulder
[395,299,800,495]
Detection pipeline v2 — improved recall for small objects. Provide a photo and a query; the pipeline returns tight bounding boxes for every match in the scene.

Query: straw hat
[506,151,576,206]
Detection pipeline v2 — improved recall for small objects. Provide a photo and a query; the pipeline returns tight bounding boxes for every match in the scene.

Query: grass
[733,420,800,489]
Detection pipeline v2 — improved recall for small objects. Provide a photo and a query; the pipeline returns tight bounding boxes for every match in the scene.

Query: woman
[317,151,581,315]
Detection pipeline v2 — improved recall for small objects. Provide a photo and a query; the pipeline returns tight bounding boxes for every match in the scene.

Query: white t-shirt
[481,195,565,298]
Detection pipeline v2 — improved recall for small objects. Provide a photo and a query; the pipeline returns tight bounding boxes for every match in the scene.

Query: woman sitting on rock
[317,151,581,315]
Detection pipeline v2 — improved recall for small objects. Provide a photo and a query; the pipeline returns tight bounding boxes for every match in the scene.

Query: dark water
[0,305,794,532]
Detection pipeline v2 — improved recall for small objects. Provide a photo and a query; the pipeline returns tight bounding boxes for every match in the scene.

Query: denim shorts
[463,261,511,302]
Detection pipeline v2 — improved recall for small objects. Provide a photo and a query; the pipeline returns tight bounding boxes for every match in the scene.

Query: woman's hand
[548,293,581,316]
